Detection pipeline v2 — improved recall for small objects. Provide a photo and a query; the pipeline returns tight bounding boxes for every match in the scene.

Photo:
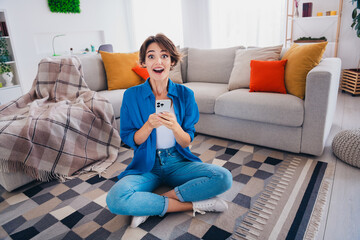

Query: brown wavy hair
[139,33,182,69]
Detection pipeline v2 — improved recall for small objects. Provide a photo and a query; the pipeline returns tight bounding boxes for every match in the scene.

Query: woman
[106,33,232,228]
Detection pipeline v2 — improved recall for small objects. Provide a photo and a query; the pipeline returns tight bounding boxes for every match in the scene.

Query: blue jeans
[106,147,232,217]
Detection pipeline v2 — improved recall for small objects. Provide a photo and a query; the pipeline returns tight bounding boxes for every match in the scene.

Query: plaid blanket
[0,57,120,181]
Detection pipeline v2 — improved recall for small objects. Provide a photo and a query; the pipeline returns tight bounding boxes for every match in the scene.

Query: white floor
[316,92,360,240]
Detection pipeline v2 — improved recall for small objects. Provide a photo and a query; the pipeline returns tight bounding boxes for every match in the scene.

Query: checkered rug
[0,134,333,240]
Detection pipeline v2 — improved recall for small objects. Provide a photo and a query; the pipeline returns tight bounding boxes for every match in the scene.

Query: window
[209,0,286,48]
[130,0,184,50]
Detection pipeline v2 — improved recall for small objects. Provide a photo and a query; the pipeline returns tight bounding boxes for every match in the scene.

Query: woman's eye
[147,55,154,59]
[161,54,169,59]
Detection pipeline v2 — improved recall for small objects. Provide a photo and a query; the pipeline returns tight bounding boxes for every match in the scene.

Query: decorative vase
[2,72,14,86]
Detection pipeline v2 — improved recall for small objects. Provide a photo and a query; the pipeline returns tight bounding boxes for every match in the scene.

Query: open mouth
[153,68,164,74]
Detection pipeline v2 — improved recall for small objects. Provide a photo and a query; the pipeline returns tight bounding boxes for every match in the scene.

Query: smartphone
[156,99,171,114]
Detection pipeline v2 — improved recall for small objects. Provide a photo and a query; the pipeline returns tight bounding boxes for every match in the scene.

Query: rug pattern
[0,134,332,240]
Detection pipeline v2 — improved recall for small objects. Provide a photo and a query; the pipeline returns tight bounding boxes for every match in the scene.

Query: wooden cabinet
[0,9,22,105]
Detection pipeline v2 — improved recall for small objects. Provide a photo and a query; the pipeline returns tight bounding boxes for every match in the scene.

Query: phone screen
[156,99,171,114]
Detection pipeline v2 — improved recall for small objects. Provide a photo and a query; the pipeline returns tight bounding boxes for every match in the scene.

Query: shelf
[0,9,22,100]
[285,0,343,57]
[294,40,327,43]
[293,15,338,21]
[0,84,21,91]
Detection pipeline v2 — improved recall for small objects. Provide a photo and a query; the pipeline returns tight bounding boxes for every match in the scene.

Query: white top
[156,104,176,149]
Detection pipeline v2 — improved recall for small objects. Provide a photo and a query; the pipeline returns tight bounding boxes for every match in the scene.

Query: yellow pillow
[281,42,327,99]
[100,51,143,90]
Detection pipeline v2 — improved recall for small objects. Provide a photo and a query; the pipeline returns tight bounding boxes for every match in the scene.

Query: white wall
[1,0,359,93]
[0,0,129,92]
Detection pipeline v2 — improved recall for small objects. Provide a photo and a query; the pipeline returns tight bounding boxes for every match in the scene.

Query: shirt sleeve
[182,89,199,142]
[120,90,138,149]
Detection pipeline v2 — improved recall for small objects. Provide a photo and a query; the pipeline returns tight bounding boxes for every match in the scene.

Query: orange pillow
[100,51,143,90]
[132,65,150,80]
[249,60,287,94]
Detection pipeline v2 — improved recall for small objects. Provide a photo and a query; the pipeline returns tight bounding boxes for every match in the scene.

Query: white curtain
[124,0,286,50]
[209,0,286,48]
[129,0,184,50]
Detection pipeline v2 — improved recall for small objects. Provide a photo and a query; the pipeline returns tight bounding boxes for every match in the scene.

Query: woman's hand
[133,113,161,146]
[157,112,180,130]
[158,112,191,148]
[148,113,162,129]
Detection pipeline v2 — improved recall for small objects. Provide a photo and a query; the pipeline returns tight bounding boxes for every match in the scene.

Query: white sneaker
[192,197,228,216]
[130,216,149,228]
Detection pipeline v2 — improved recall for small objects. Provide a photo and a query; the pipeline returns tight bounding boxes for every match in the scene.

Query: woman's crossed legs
[106,160,232,217]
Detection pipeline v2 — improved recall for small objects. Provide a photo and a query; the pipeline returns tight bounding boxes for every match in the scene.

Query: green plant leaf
[0,62,11,74]
[353,8,357,19]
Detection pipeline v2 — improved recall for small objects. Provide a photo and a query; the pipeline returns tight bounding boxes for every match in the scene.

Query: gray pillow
[187,46,244,84]
[228,45,283,90]
[179,47,188,83]
[169,62,183,84]
[78,54,107,91]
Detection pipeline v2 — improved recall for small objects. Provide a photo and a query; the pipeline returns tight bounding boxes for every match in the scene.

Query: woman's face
[144,42,172,82]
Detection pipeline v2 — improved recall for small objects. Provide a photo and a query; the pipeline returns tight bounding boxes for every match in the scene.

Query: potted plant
[351,0,360,69]
[0,37,13,86]
[0,61,13,86]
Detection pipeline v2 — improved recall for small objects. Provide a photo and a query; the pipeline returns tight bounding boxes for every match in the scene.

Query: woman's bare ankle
[162,189,179,200]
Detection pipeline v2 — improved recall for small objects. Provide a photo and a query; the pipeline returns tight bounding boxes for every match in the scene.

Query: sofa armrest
[301,58,341,156]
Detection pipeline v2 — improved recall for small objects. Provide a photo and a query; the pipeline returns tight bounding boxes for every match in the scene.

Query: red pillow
[132,65,150,80]
[249,59,287,94]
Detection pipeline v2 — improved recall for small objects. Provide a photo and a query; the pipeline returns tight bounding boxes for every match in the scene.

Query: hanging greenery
[48,0,81,14]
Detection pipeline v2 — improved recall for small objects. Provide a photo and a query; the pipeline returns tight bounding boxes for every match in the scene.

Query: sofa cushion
[249,59,287,94]
[132,64,149,80]
[180,47,188,83]
[228,45,283,90]
[97,89,126,119]
[187,46,244,84]
[100,51,143,90]
[78,54,107,91]
[215,89,304,127]
[281,42,327,99]
[169,62,183,84]
[183,82,228,114]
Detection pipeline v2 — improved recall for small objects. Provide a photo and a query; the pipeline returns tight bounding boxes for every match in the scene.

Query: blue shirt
[118,79,202,179]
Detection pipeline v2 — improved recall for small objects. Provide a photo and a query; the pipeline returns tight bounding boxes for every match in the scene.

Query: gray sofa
[79,47,341,156]
[0,46,341,191]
